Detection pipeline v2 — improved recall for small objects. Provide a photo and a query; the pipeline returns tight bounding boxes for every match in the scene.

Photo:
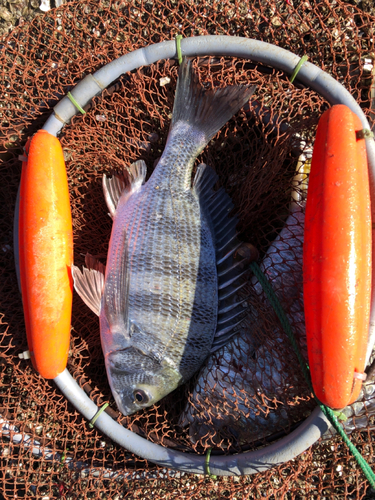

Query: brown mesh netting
[2,0,375,498]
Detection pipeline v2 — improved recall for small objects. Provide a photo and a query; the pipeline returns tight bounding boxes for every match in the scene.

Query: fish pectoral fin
[102,161,147,218]
[71,263,105,316]
[103,225,131,339]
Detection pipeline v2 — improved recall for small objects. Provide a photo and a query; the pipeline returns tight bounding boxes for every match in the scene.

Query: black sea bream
[72,59,255,416]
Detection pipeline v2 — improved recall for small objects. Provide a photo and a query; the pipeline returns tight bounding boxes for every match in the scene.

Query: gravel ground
[0,0,65,37]
[2,2,375,499]
[1,0,375,39]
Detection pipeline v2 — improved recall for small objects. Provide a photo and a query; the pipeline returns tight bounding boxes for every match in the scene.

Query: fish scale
[120,177,217,371]
[72,58,256,416]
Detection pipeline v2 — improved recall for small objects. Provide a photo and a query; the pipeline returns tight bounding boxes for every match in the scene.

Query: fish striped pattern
[111,126,217,380]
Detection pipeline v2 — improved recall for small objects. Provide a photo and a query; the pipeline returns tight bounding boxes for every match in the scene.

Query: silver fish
[72,59,256,416]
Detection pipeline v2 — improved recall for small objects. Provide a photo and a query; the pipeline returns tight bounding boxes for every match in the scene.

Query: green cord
[175,35,183,65]
[89,403,109,428]
[205,448,217,479]
[249,261,375,488]
[289,55,309,83]
[67,91,86,115]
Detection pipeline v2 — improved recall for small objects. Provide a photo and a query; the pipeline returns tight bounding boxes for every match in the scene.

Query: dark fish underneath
[72,59,256,416]
[178,198,307,446]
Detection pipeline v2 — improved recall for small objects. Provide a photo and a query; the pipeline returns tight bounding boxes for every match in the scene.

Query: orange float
[303,104,372,409]
[18,130,73,378]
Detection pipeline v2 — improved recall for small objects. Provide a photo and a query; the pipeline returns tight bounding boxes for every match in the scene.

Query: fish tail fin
[171,58,256,145]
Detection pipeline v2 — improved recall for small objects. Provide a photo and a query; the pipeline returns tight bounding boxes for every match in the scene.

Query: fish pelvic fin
[102,225,131,340]
[171,58,256,147]
[72,254,106,316]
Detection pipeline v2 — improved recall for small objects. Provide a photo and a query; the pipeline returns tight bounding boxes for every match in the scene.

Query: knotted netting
[1,0,375,498]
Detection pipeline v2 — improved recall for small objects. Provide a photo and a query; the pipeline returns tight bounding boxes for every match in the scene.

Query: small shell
[159,76,171,87]
[39,0,51,12]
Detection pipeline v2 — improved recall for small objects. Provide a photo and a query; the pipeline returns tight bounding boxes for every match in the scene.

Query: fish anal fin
[72,260,105,316]
[103,160,147,218]
[128,159,147,190]
[103,171,127,218]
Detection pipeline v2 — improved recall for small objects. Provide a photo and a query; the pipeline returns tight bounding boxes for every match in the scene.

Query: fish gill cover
[1,0,375,498]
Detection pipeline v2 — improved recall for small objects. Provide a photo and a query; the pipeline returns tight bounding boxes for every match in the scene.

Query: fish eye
[133,390,149,405]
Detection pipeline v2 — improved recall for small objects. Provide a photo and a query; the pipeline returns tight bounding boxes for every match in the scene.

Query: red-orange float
[303,104,372,409]
[18,130,73,379]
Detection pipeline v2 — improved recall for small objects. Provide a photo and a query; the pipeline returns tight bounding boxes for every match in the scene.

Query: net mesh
[1,0,375,497]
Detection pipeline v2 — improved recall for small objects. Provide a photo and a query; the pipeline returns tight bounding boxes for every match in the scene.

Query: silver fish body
[102,127,218,414]
[72,59,256,416]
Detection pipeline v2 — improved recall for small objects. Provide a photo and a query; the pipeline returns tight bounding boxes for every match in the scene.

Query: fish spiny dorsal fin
[193,163,219,241]
[192,163,252,352]
[102,225,131,340]
[103,160,147,218]
[71,254,105,316]
[193,163,239,252]
[171,58,256,150]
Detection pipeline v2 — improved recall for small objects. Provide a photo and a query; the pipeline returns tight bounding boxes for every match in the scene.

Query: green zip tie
[89,403,109,428]
[204,448,217,479]
[59,451,66,471]
[356,129,374,140]
[67,91,86,115]
[289,55,309,83]
[249,261,375,488]
[175,35,183,65]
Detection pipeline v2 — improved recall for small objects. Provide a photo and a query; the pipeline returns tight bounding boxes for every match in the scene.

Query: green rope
[249,261,375,487]
[67,91,86,114]
[175,35,183,65]
[89,403,109,428]
[204,448,217,479]
[289,55,309,83]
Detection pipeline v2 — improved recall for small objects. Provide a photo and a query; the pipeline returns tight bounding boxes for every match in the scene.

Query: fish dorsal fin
[172,58,256,147]
[193,163,218,239]
[71,254,105,316]
[192,163,238,252]
[193,164,254,352]
[102,226,130,340]
[103,160,147,218]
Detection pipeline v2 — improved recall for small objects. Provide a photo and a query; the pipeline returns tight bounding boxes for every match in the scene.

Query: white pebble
[39,0,51,12]
[159,76,171,87]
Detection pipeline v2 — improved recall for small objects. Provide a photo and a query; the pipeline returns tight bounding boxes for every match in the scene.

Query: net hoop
[15,35,375,476]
